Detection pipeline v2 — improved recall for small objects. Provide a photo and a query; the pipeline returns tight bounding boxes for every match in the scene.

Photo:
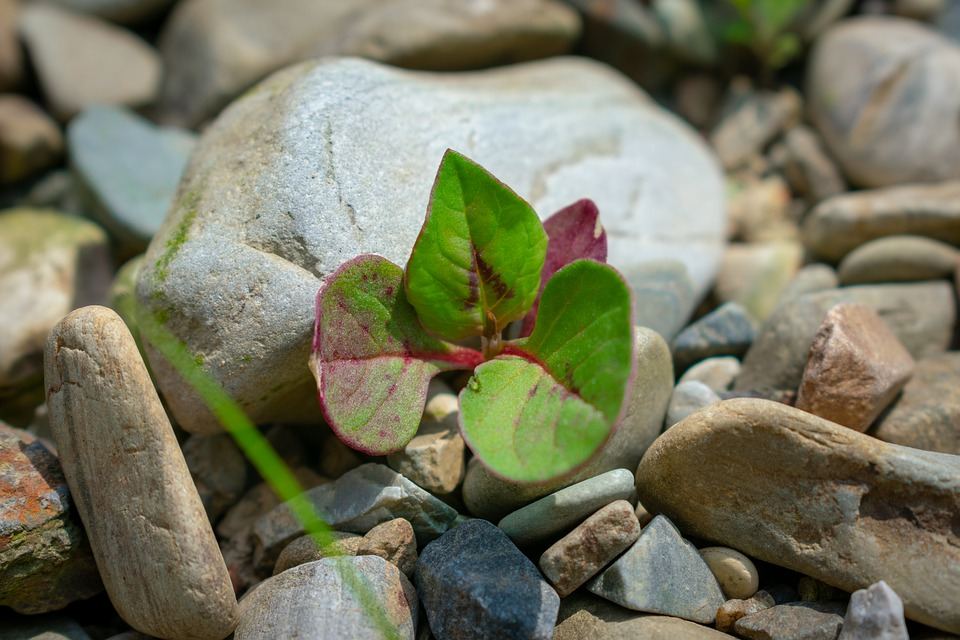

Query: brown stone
[0,0,22,91]
[635,398,960,633]
[715,590,776,634]
[0,95,63,184]
[796,304,915,432]
[272,532,361,576]
[539,500,641,597]
[45,306,238,639]
[735,601,846,640]
[356,518,418,578]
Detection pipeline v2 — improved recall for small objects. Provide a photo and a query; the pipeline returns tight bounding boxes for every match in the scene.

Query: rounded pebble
[699,546,760,600]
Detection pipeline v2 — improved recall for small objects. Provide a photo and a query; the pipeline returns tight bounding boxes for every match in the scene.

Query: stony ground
[2,0,960,639]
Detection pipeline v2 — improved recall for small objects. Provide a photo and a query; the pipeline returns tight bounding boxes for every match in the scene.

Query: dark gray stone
[735,601,846,640]
[671,301,757,373]
[415,519,559,640]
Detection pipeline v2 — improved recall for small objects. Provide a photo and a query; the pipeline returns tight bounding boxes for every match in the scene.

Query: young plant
[721,0,808,74]
[309,150,635,484]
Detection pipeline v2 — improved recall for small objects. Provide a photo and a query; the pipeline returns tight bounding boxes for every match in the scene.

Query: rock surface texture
[635,398,960,633]
[44,306,238,640]
[134,56,723,434]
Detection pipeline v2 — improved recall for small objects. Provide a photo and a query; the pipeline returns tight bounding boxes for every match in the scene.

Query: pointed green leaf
[310,255,483,455]
[459,260,635,482]
[405,149,547,341]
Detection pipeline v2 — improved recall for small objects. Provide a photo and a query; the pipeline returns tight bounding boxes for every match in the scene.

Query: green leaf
[459,260,635,482]
[405,149,547,342]
[310,255,483,455]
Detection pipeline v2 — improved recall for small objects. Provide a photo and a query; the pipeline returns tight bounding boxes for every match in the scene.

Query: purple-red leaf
[310,255,483,455]
[519,199,607,337]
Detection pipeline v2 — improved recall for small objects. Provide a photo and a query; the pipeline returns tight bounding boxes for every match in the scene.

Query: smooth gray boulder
[136,56,724,434]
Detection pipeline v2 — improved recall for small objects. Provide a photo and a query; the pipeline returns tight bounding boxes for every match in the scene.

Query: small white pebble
[699,546,759,600]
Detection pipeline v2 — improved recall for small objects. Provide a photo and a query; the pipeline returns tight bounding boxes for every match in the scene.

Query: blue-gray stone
[68,106,195,253]
[671,301,757,373]
[587,515,724,624]
[415,519,559,640]
[664,380,721,429]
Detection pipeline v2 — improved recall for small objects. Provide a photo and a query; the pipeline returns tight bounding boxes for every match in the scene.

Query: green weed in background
[721,0,810,71]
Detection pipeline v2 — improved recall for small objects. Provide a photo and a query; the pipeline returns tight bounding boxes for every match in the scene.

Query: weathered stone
[45,306,238,640]
[0,209,111,425]
[386,416,464,496]
[665,381,720,429]
[135,57,723,434]
[272,532,362,576]
[461,327,672,520]
[0,95,63,185]
[803,182,960,261]
[736,282,953,392]
[17,4,161,121]
[236,556,418,640]
[587,515,725,624]
[635,398,960,633]
[838,580,909,640]
[156,0,581,127]
[715,590,777,634]
[0,423,102,613]
[735,601,846,640]
[796,304,915,432]
[838,235,960,285]
[778,125,846,203]
[699,546,759,600]
[710,84,801,171]
[870,352,960,455]
[807,16,960,188]
[181,433,248,522]
[539,500,640,597]
[714,242,804,323]
[253,463,457,573]
[497,469,635,547]
[67,106,195,254]
[415,519,559,640]
[671,301,757,373]
[356,517,418,578]
[678,356,741,393]
[554,591,732,640]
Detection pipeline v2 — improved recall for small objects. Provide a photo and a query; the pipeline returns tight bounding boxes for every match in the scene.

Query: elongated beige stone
[635,398,960,634]
[44,306,238,640]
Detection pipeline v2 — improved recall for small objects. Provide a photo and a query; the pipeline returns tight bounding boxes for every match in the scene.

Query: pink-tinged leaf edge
[520,199,607,337]
[310,255,483,455]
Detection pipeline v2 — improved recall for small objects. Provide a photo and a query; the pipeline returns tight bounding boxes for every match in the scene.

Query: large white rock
[136,56,726,434]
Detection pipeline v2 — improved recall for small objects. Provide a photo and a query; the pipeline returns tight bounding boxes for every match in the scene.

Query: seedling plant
[310,150,636,483]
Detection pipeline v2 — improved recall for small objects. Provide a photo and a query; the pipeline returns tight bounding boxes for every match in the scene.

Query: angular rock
[0,95,63,185]
[272,531,362,576]
[870,352,960,455]
[0,423,102,613]
[156,0,581,127]
[539,500,640,597]
[807,16,960,188]
[714,241,804,323]
[796,304,915,432]
[587,515,725,624]
[803,182,960,261]
[671,301,757,373]
[386,416,464,496]
[236,556,418,640]
[838,580,909,640]
[415,519,559,640]
[778,125,846,203]
[735,601,846,640]
[635,398,960,633]
[699,546,759,600]
[253,463,457,573]
[462,326,673,521]
[135,56,723,434]
[17,4,161,120]
[356,517,418,578]
[45,306,238,640]
[678,356,741,393]
[181,433,248,522]
[838,235,960,285]
[554,591,732,640]
[67,106,195,254]
[497,469,636,546]
[665,381,721,429]
[0,209,111,425]
[716,590,777,634]
[736,282,953,392]
[710,84,802,171]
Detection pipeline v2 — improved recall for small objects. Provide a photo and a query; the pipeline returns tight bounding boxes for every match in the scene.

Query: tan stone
[796,304,915,432]
[715,590,776,634]
[699,546,759,600]
[272,532,362,576]
[635,398,960,634]
[0,95,63,184]
[45,306,238,640]
[555,592,731,640]
[838,235,960,285]
[356,517,418,577]
[386,416,464,495]
[539,500,640,597]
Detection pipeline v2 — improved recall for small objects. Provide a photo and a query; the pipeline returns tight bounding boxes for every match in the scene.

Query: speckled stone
[736,601,846,640]
[715,590,777,634]
[587,515,725,624]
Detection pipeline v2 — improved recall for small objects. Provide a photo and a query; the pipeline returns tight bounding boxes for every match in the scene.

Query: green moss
[239,355,252,362]
[154,191,199,282]
[194,354,204,366]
